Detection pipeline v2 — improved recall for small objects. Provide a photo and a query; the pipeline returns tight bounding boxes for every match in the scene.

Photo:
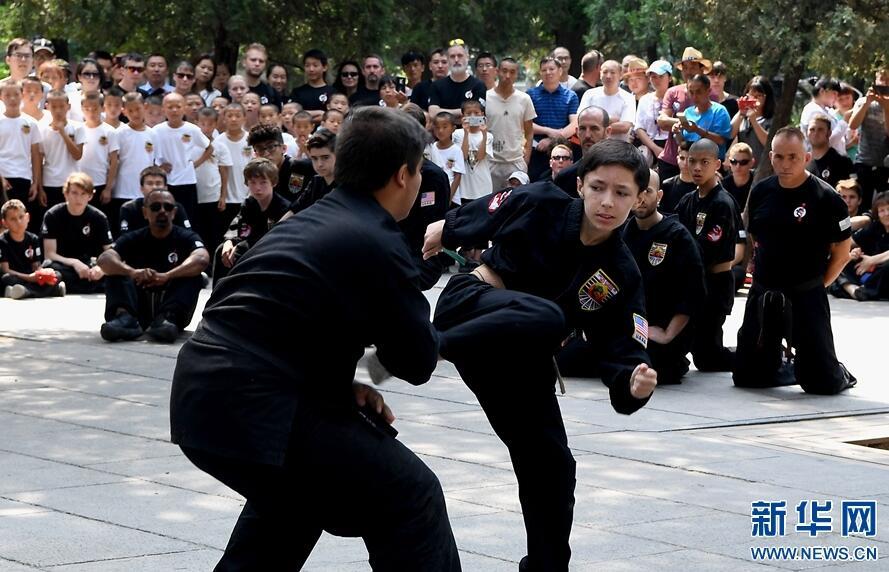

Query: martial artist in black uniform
[98,189,209,342]
[170,108,460,571]
[676,139,739,371]
[623,169,706,384]
[734,127,856,394]
[833,191,889,301]
[424,140,658,572]
[118,166,192,237]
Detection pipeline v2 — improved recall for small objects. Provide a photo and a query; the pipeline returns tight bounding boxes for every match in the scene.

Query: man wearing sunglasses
[116,53,145,93]
[98,188,208,343]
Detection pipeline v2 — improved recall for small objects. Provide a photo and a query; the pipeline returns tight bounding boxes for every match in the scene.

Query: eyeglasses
[148,202,176,212]
[729,159,752,166]
[126,65,144,73]
[253,143,280,155]
[448,38,465,47]
[175,72,195,79]
[340,71,359,78]
[80,71,100,79]
[551,155,573,161]
[9,52,33,60]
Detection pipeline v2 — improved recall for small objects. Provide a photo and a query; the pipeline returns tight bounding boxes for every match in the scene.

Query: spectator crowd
[0,35,887,345]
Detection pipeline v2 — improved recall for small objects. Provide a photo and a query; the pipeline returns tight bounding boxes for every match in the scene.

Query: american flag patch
[421,192,435,207]
[632,313,648,348]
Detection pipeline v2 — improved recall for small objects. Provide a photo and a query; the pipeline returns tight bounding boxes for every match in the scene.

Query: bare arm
[824,238,852,286]
[523,119,533,164]
[97,248,137,276]
[449,173,461,201]
[161,247,209,280]
[193,144,213,169]
[0,261,37,283]
[58,127,83,160]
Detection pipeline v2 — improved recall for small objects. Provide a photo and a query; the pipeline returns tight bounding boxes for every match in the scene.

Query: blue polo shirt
[682,101,732,158]
[527,84,579,140]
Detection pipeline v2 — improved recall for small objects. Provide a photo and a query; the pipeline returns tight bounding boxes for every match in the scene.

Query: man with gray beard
[428,39,487,119]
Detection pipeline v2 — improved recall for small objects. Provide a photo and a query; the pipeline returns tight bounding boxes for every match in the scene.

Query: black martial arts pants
[180,399,461,572]
[168,183,197,224]
[6,177,42,234]
[692,270,735,371]
[733,283,854,394]
[434,273,575,571]
[104,274,202,329]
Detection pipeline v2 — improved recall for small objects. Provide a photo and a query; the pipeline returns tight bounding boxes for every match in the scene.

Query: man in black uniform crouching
[170,107,460,571]
[98,188,208,342]
[623,169,706,384]
[734,126,856,393]
[423,140,658,572]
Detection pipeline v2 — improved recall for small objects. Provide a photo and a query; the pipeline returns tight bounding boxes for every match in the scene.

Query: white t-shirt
[0,114,42,180]
[579,86,636,127]
[425,142,465,201]
[800,101,848,156]
[38,118,86,188]
[115,124,156,200]
[485,88,537,163]
[78,123,120,187]
[67,91,84,123]
[634,91,670,141]
[213,130,253,204]
[282,132,298,158]
[151,121,210,186]
[452,129,493,202]
[196,137,233,204]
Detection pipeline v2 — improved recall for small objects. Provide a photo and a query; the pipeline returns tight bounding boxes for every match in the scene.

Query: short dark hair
[690,74,710,88]
[140,166,167,186]
[475,52,497,67]
[243,157,279,186]
[198,106,218,119]
[773,126,805,144]
[539,56,561,69]
[401,51,426,66]
[334,107,427,194]
[461,99,483,114]
[306,128,336,152]
[581,50,604,73]
[688,138,720,158]
[709,61,728,77]
[105,85,124,99]
[577,139,649,194]
[321,108,344,122]
[303,49,328,67]
[89,50,113,62]
[430,47,446,58]
[813,76,841,95]
[247,124,284,147]
[1,198,27,218]
[500,57,518,67]
[400,103,427,128]
[378,75,397,89]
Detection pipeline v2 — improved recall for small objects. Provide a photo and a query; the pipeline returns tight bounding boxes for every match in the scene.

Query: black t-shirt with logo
[276,155,316,203]
[748,174,852,288]
[675,184,738,267]
[225,194,290,248]
[806,148,853,189]
[349,85,381,107]
[289,84,334,111]
[112,225,205,273]
[119,198,192,236]
[409,79,434,110]
[41,203,113,261]
[428,76,487,110]
[0,230,42,273]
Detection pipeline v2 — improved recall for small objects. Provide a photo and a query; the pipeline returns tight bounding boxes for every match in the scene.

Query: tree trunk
[213,19,237,71]
[753,62,804,183]
[553,6,588,79]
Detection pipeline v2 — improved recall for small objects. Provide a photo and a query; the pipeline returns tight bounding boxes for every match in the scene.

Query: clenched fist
[630,363,657,399]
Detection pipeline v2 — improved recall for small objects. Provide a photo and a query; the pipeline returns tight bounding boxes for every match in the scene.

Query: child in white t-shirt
[213,103,252,231]
[195,107,232,256]
[78,91,120,226]
[452,99,493,204]
[425,111,464,203]
[39,90,86,209]
[114,92,156,236]
[0,81,43,232]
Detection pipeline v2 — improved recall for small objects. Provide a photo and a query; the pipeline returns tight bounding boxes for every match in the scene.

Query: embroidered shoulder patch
[632,313,648,348]
[487,190,512,213]
[839,217,851,231]
[578,269,620,311]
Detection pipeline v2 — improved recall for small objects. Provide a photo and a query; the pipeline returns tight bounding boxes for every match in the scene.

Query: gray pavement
[0,279,888,571]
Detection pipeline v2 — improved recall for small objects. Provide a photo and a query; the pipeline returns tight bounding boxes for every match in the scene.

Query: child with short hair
[214,157,289,283]
[41,172,112,293]
[286,129,337,215]
[79,91,120,224]
[259,103,297,156]
[0,81,43,233]
[659,141,696,214]
[213,103,252,230]
[144,95,164,127]
[320,108,344,134]
[326,92,349,115]
[114,92,156,236]
[379,75,401,108]
[240,92,261,129]
[291,110,314,159]
[0,199,65,298]
[211,95,230,133]
[21,76,45,121]
[280,102,302,134]
[152,92,212,220]
[195,106,232,256]
[426,112,464,202]
[40,90,86,209]
[103,86,125,129]
[453,99,493,204]
[185,93,204,124]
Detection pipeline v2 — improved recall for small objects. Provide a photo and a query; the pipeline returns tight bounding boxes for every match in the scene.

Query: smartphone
[676,112,689,127]
[395,76,407,92]
[466,116,486,127]
[738,96,757,112]
[874,85,889,96]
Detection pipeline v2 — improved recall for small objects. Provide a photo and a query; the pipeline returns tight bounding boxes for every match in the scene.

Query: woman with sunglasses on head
[172,61,197,97]
[68,58,106,122]
[332,60,361,100]
[730,75,775,165]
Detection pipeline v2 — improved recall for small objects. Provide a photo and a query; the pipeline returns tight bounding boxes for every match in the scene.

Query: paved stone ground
[0,279,887,571]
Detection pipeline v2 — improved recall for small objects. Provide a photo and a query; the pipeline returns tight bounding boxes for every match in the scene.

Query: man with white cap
[635,60,674,166]
[656,47,713,180]
[506,170,530,188]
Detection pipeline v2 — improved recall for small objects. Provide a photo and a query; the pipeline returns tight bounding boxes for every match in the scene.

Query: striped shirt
[527,84,578,138]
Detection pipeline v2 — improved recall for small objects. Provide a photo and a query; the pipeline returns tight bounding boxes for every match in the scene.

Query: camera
[466,116,486,127]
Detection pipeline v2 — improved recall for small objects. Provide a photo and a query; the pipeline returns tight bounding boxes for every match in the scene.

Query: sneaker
[55,281,66,297]
[100,313,142,342]
[145,315,179,343]
[5,284,29,299]
[852,287,871,302]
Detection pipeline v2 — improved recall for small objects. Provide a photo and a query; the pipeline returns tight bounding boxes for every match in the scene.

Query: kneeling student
[98,188,209,342]
[0,199,65,298]
[213,158,290,284]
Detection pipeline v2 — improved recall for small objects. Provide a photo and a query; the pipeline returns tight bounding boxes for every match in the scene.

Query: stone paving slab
[0,283,887,571]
